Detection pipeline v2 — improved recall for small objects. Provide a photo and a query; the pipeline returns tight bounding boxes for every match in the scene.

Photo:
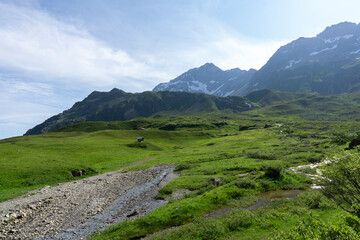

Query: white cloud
[0,1,288,139]
[173,37,286,71]
[0,2,171,92]
[0,78,54,98]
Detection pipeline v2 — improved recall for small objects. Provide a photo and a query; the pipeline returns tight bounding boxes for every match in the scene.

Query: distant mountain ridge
[153,63,256,97]
[25,21,360,135]
[154,22,360,96]
[25,89,254,135]
[243,22,360,95]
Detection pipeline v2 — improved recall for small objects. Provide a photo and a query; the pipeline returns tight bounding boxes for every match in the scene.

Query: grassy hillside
[1,114,359,239]
[24,89,360,137]
[243,89,360,121]
[25,90,254,135]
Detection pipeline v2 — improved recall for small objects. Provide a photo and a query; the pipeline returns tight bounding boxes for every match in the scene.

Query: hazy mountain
[25,89,254,135]
[241,22,360,95]
[153,63,256,97]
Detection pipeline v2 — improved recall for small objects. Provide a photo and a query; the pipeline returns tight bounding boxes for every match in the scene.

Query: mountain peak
[153,63,256,97]
[197,62,222,72]
[317,21,359,39]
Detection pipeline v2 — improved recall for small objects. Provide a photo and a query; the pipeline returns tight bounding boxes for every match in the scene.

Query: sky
[0,0,360,139]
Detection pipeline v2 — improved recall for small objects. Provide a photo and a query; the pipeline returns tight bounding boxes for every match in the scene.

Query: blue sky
[0,0,359,139]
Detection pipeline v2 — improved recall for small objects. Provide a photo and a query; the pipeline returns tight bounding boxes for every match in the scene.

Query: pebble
[0,164,177,240]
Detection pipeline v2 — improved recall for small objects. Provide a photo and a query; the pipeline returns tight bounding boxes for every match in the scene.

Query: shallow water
[257,189,304,200]
[207,189,306,217]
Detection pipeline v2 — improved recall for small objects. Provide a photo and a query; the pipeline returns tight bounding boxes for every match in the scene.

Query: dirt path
[0,163,178,240]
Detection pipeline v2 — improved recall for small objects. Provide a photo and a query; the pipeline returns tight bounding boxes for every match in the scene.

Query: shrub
[193,218,227,240]
[221,209,254,230]
[271,218,360,239]
[295,191,335,210]
[321,151,360,216]
[247,150,278,160]
[234,178,256,189]
[264,166,283,180]
[175,164,191,172]
[258,179,274,191]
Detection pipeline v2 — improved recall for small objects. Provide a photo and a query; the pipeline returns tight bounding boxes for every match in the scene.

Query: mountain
[25,89,254,135]
[153,63,256,97]
[243,89,360,121]
[244,89,307,106]
[241,22,360,95]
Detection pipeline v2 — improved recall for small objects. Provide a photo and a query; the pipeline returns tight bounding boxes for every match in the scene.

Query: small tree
[321,151,360,216]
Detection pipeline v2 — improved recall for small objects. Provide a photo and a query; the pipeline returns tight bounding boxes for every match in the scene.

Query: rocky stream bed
[0,164,178,240]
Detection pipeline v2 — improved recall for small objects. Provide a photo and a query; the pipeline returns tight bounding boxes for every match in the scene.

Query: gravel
[0,163,178,240]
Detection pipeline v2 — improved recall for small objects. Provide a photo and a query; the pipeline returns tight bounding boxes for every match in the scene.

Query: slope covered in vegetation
[2,112,360,239]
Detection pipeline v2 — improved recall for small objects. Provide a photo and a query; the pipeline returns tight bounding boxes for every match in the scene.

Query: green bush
[221,209,254,230]
[175,164,191,171]
[271,217,360,240]
[258,179,275,191]
[234,178,257,189]
[345,214,360,233]
[264,166,283,180]
[321,151,360,216]
[295,191,335,210]
[193,218,227,240]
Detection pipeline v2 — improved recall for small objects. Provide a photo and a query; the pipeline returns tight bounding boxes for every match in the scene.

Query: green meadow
[1,115,360,239]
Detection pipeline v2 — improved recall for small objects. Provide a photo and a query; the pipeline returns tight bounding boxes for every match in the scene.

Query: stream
[206,159,330,219]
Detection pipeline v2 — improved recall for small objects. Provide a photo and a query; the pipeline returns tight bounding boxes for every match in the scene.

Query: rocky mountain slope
[154,22,360,97]
[153,63,256,97]
[241,22,360,95]
[25,89,254,135]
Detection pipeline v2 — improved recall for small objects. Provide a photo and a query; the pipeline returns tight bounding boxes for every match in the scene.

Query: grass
[0,115,357,239]
[145,191,339,240]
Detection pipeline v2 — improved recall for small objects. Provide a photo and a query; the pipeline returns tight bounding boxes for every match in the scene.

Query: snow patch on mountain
[224,90,235,97]
[245,102,252,108]
[285,59,302,69]
[187,81,225,95]
[323,34,354,43]
[310,44,338,56]
[153,63,257,97]
[350,49,360,54]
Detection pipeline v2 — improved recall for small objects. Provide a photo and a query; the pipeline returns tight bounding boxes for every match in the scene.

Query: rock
[235,173,249,177]
[210,177,224,186]
[127,210,139,217]
[71,169,86,177]
[29,204,36,210]
[349,138,360,149]
[20,211,27,218]
[239,125,256,131]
